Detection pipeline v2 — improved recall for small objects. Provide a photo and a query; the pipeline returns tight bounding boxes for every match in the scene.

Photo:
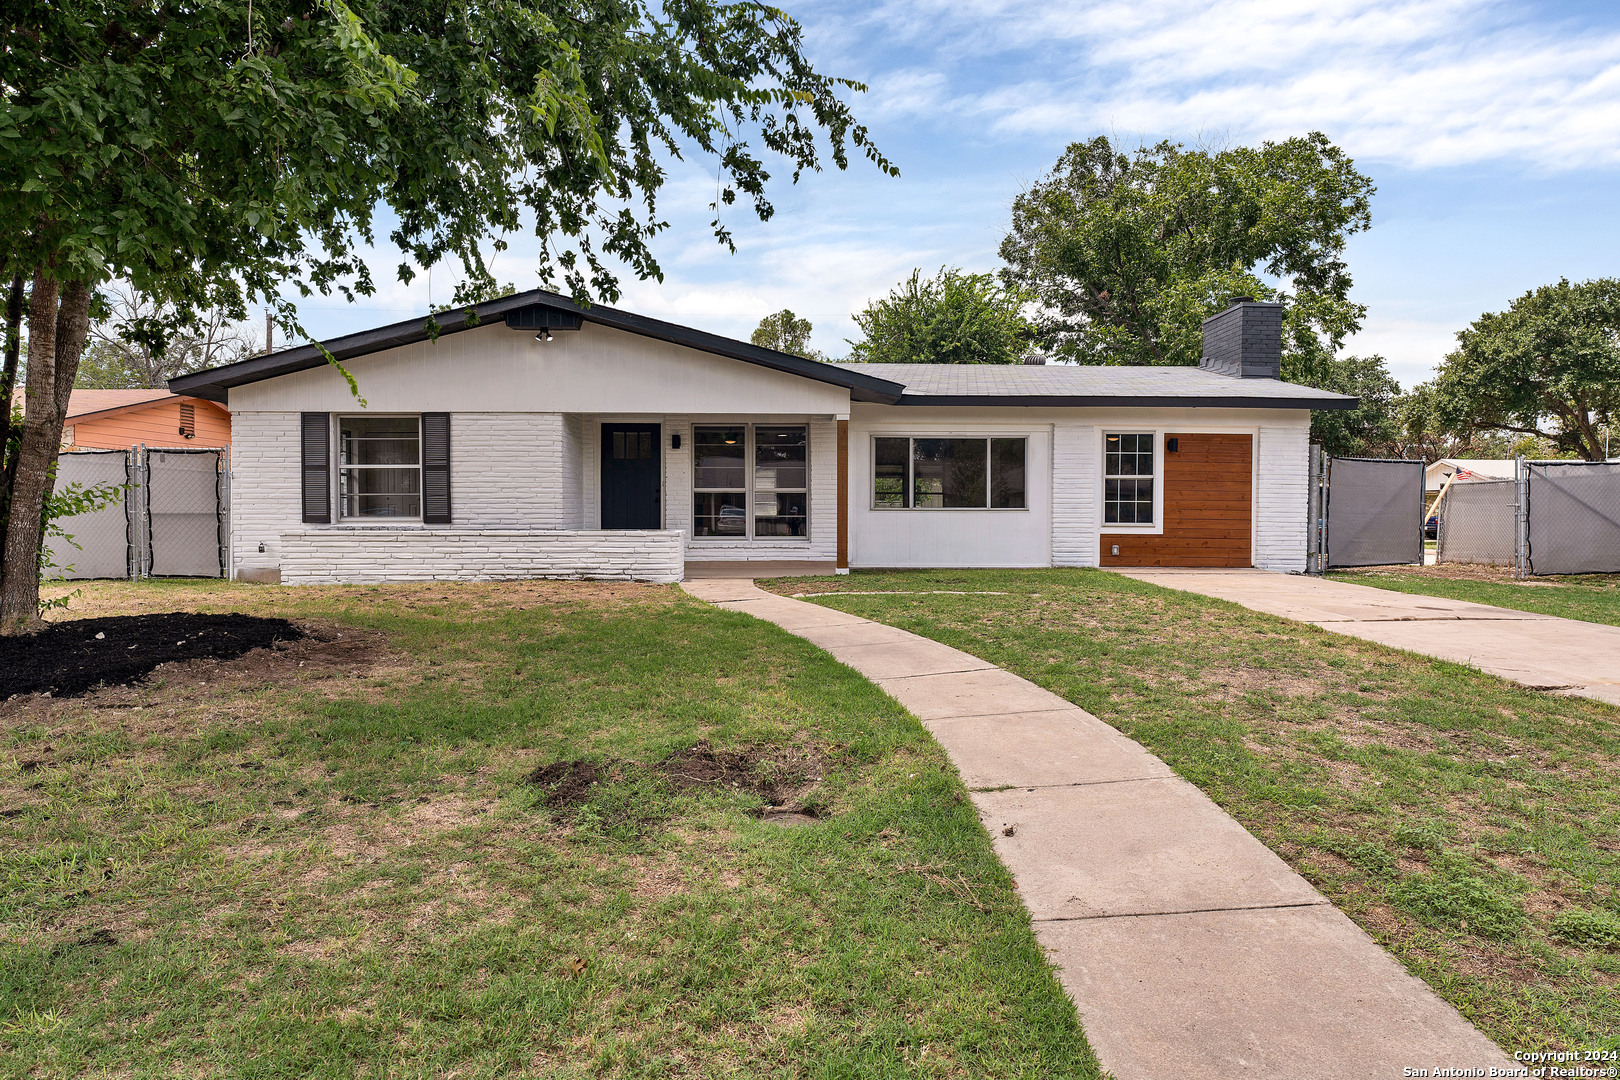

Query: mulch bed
[1,613,305,700]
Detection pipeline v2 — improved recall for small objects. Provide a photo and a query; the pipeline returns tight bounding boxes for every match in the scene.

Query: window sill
[869,506,1031,512]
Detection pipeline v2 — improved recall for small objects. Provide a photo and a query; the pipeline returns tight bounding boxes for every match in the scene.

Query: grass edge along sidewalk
[762,568,1620,1055]
[2,578,1101,1078]
[1328,567,1620,628]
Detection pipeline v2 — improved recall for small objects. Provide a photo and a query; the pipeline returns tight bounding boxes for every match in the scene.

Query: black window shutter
[300,413,330,524]
[422,412,451,524]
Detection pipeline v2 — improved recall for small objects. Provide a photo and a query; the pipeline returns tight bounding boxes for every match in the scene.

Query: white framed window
[339,415,421,519]
[1104,432,1154,524]
[692,424,808,539]
[872,436,1027,509]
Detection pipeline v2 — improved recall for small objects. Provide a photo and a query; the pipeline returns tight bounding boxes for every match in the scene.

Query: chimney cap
[1228,295,1256,306]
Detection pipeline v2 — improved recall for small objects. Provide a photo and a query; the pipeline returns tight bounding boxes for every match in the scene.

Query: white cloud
[852,0,1620,168]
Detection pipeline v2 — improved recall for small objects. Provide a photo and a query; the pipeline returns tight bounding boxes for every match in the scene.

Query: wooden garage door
[1101,433,1252,567]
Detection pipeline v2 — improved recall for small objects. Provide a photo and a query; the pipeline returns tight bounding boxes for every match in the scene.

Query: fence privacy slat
[301,413,331,524]
[1324,457,1425,568]
[421,412,451,524]
[1526,462,1620,575]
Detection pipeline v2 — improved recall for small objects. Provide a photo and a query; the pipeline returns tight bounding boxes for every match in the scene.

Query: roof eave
[893,394,1359,410]
[168,290,906,404]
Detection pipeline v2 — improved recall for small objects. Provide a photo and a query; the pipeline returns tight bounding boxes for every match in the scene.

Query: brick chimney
[1199,297,1282,379]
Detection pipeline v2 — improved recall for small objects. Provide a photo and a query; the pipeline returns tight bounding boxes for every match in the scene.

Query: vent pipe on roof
[1199,296,1282,379]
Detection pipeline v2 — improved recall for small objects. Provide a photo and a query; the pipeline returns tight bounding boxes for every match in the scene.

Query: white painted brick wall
[230,411,302,578]
[1255,423,1309,571]
[561,414,585,529]
[1051,421,1099,567]
[278,529,684,584]
[451,413,574,528]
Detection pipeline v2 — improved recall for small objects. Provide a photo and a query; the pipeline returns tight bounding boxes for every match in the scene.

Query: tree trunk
[0,273,26,568]
[0,274,91,634]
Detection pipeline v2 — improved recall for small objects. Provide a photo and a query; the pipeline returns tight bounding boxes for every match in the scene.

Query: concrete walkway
[1115,568,1620,707]
[681,578,1512,1080]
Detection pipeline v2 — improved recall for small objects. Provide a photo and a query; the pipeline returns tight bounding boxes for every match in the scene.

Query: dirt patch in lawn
[0,613,305,700]
[529,741,828,816]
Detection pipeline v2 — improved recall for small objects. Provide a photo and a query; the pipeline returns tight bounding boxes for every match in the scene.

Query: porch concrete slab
[1116,568,1620,707]
[928,708,1174,789]
[874,667,1076,721]
[685,560,836,579]
[819,636,997,681]
[1039,904,1514,1080]
[974,778,1322,919]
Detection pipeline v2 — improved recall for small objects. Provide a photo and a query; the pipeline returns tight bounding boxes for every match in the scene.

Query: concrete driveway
[1113,569,1620,707]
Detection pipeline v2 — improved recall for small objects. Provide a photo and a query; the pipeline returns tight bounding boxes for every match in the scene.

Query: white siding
[278,529,683,584]
[847,415,1054,568]
[229,320,852,417]
[1254,422,1310,572]
[1052,421,1099,567]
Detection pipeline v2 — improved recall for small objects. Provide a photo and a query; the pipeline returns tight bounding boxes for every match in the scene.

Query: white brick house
[169,293,1354,584]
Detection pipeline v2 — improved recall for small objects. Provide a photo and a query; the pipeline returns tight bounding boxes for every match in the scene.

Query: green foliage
[848,267,1035,364]
[1422,278,1620,462]
[998,133,1374,383]
[1310,354,1401,456]
[37,479,124,612]
[2,0,893,334]
[1551,908,1620,949]
[750,309,821,359]
[1389,858,1527,941]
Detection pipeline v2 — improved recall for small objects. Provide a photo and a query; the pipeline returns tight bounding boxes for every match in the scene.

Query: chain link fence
[1525,461,1620,576]
[1311,455,1425,569]
[45,450,135,579]
[1436,480,1517,566]
[46,446,228,580]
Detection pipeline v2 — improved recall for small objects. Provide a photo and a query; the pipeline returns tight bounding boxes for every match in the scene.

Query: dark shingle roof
[833,363,1356,409]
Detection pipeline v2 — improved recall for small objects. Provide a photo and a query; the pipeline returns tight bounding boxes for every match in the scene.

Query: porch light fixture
[534,330,554,342]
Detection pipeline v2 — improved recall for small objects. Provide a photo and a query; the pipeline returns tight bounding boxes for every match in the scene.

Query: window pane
[340,467,420,518]
[991,438,1026,509]
[693,426,746,489]
[693,491,747,537]
[1105,433,1153,478]
[341,416,419,466]
[913,438,987,508]
[755,492,807,538]
[755,426,807,492]
[874,437,909,508]
[1104,477,1153,524]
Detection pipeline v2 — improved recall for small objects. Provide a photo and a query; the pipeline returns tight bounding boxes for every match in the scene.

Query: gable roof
[834,363,1356,409]
[10,387,220,422]
[167,287,1356,410]
[168,289,908,404]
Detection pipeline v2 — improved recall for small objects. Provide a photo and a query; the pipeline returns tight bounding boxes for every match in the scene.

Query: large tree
[1310,354,1401,458]
[998,134,1374,384]
[0,0,891,631]
[1425,278,1620,462]
[750,309,821,359]
[848,267,1034,364]
[78,283,260,389]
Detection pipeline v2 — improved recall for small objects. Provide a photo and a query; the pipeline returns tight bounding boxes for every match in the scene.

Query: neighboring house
[1425,458,1516,513]
[6,388,232,451]
[169,292,1355,584]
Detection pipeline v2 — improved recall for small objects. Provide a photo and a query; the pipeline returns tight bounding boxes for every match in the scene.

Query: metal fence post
[136,443,149,579]
[1514,456,1527,580]
[1306,444,1324,574]
[222,446,233,582]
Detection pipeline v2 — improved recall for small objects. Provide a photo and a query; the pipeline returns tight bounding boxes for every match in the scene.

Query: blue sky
[296,0,1620,390]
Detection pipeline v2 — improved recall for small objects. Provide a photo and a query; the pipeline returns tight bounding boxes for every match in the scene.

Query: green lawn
[1329,567,1620,627]
[1,580,1097,1079]
[763,569,1620,1053]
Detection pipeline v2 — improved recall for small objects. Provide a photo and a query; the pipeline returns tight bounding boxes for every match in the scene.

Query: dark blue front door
[601,423,661,529]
